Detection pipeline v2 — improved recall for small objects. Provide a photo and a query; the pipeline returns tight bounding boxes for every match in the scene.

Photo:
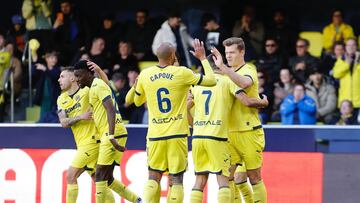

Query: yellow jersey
[89,78,127,137]
[228,64,262,132]
[135,65,205,140]
[0,51,11,91]
[191,74,234,140]
[57,87,99,147]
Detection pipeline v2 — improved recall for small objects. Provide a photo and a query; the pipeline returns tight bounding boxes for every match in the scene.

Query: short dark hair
[223,37,245,51]
[331,8,344,18]
[59,0,72,4]
[168,10,181,18]
[61,66,74,72]
[74,60,91,72]
[333,40,345,50]
[137,8,149,17]
[297,38,310,47]
[112,73,125,81]
[201,12,217,27]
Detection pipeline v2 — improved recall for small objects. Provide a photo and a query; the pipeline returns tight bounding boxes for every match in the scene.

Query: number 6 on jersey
[157,88,172,113]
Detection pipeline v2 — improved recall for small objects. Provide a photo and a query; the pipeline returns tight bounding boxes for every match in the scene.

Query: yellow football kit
[89,78,127,165]
[191,74,233,177]
[134,60,215,174]
[227,64,265,170]
[57,87,99,173]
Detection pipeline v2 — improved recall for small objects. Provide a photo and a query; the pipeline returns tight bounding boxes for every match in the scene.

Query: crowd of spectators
[0,0,359,125]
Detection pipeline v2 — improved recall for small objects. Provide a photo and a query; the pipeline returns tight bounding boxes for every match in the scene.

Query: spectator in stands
[255,37,287,84]
[125,9,157,61]
[336,100,358,125]
[280,83,317,125]
[305,68,337,124]
[98,13,123,59]
[195,12,229,55]
[232,5,264,60]
[5,42,23,97]
[53,0,87,65]
[289,38,320,83]
[32,51,61,119]
[266,9,298,55]
[109,73,129,119]
[323,9,355,53]
[111,41,139,77]
[22,0,54,54]
[272,68,294,121]
[7,15,26,54]
[321,41,345,76]
[333,38,360,110]
[257,70,273,124]
[152,11,194,67]
[88,37,109,73]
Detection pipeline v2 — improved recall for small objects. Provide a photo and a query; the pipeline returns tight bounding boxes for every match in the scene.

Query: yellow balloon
[29,39,40,51]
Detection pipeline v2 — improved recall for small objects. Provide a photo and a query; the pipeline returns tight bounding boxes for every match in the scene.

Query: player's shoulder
[92,78,108,88]
[57,92,70,106]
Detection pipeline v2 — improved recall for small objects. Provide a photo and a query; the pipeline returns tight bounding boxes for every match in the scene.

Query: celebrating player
[187,53,268,203]
[129,39,216,203]
[212,37,268,203]
[74,60,142,203]
[57,67,115,203]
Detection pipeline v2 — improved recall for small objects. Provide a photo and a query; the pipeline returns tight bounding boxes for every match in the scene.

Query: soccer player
[212,37,268,203]
[57,67,114,203]
[187,54,268,203]
[129,39,216,203]
[73,60,142,203]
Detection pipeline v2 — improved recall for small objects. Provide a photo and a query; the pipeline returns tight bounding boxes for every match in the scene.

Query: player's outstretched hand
[210,47,230,74]
[190,39,206,61]
[80,111,93,120]
[110,138,126,152]
[87,61,101,73]
[260,94,269,108]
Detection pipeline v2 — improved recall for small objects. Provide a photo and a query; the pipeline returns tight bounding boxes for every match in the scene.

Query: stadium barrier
[1,124,360,203]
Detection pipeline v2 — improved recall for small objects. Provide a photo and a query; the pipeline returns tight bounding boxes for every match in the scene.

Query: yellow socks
[237,181,253,203]
[105,187,115,203]
[168,185,184,203]
[252,180,267,203]
[96,181,108,203]
[218,187,231,203]
[66,184,78,203]
[109,179,139,202]
[143,179,159,203]
[152,183,161,203]
[167,186,172,202]
[190,189,203,203]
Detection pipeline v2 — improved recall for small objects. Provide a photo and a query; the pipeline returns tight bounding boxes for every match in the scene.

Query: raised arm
[87,61,110,85]
[134,76,146,106]
[211,47,253,89]
[190,39,216,86]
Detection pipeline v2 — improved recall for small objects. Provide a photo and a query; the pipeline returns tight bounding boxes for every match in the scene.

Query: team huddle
[57,37,268,203]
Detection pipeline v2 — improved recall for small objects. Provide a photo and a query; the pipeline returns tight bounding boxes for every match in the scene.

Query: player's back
[137,65,201,139]
[229,64,262,132]
[192,74,234,139]
[57,87,99,147]
[89,78,127,137]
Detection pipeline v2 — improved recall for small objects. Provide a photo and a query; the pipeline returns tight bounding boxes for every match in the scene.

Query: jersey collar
[234,63,246,72]
[68,87,80,99]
